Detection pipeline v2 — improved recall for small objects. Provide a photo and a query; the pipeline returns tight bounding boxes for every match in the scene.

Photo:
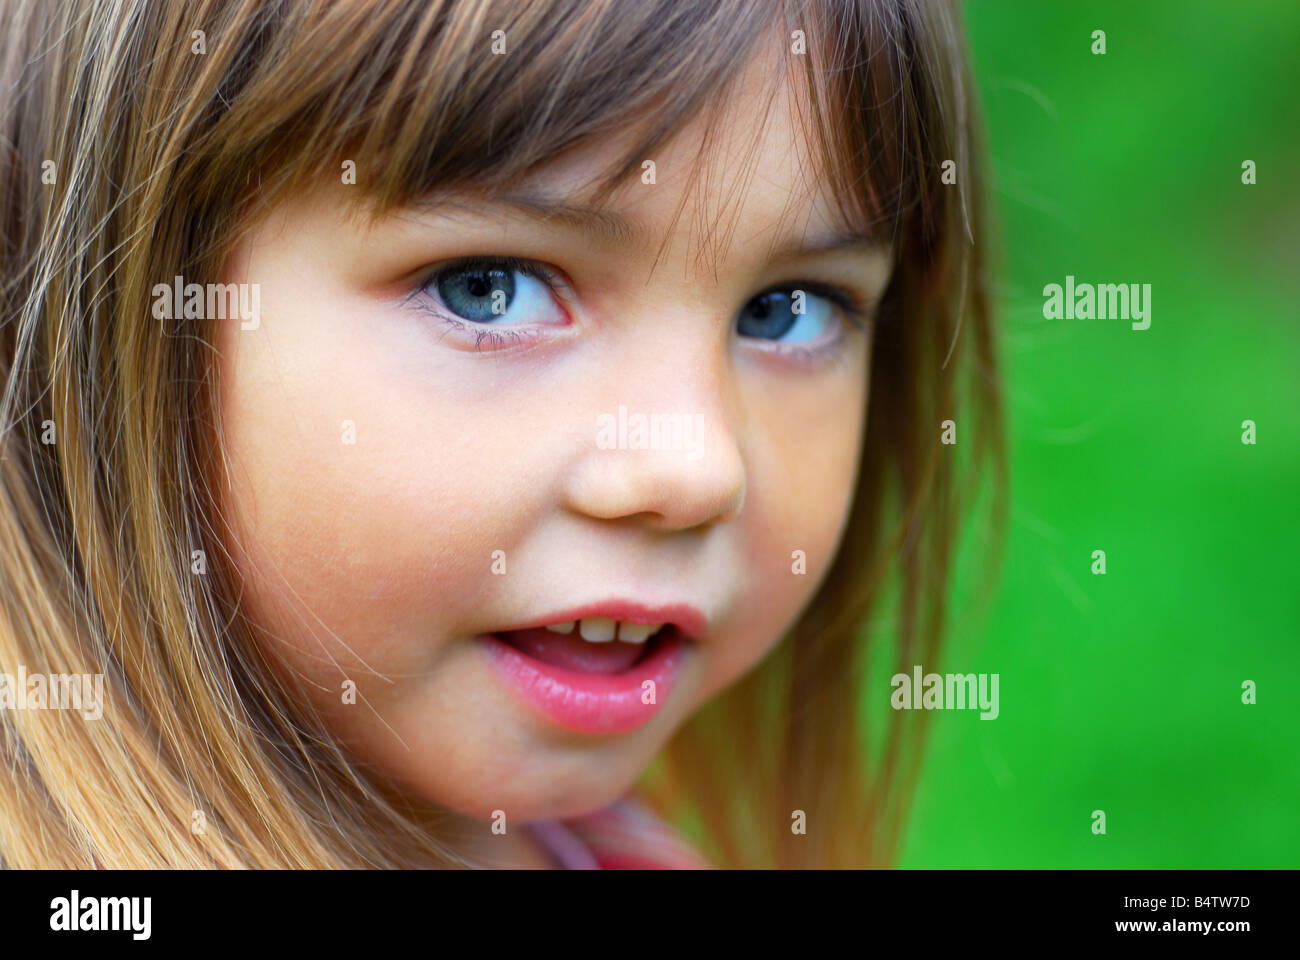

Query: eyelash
[409,255,872,358]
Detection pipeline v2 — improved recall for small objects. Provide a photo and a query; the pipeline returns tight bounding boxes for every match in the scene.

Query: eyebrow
[764,226,889,261]
[411,190,889,262]
[411,191,646,246]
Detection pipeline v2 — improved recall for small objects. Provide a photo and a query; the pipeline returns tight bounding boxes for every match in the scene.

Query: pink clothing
[528,797,708,869]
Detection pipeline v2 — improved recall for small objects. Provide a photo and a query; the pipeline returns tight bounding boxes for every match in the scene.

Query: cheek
[216,309,545,679]
[699,344,870,695]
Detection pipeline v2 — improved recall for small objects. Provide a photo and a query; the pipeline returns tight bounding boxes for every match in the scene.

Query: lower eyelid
[743,324,848,365]
[433,312,547,351]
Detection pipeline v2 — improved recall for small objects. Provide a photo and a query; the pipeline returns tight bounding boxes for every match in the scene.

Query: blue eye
[736,288,838,343]
[425,258,565,326]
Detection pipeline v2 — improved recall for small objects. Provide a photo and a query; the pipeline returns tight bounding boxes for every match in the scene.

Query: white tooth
[616,622,659,644]
[578,617,616,642]
[544,621,575,634]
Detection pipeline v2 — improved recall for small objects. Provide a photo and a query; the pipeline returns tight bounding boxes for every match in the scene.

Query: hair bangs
[193,0,951,262]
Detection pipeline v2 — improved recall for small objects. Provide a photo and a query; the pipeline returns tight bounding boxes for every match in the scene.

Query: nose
[561,349,747,532]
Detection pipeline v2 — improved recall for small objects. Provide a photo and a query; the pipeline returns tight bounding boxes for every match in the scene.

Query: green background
[899,1,1300,867]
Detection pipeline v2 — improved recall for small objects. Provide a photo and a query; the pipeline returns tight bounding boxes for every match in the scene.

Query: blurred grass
[897,1,1300,867]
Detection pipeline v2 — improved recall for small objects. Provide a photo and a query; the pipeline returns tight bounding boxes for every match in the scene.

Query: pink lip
[481,600,704,735]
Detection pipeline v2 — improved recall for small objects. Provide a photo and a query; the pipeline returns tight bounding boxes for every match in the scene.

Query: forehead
[492,37,848,272]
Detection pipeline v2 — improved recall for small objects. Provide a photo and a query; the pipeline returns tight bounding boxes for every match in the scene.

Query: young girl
[0,0,1002,868]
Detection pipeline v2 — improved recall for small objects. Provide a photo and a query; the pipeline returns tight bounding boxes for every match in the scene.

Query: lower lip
[481,629,688,735]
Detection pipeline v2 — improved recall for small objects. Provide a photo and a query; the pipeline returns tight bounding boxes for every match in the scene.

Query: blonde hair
[0,0,1002,868]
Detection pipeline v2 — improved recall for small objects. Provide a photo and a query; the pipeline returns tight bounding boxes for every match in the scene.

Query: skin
[217,49,890,868]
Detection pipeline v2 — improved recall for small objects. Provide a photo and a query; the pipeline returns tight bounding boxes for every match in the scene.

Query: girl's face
[217,54,890,831]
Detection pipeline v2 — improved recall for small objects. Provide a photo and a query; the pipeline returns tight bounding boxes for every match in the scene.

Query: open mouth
[480,605,702,735]
[491,618,674,675]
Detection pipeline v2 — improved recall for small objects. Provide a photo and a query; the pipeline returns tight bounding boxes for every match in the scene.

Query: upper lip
[489,599,708,641]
